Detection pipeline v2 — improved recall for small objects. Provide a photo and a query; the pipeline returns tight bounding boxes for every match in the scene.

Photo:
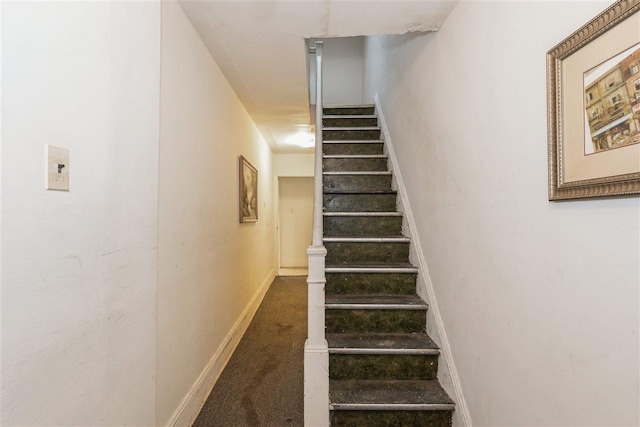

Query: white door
[279,177,314,271]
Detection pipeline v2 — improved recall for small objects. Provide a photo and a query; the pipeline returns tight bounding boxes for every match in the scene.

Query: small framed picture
[239,155,258,223]
[547,0,640,200]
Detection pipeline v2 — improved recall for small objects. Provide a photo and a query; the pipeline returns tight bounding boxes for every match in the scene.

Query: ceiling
[179,0,458,153]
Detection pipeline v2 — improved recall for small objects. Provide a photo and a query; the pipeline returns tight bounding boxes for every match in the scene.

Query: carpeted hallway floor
[193,276,307,427]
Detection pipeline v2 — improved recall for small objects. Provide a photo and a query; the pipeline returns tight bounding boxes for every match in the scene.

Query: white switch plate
[46,145,69,191]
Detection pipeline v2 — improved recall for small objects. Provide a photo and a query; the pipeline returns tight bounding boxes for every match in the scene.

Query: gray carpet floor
[193,276,307,427]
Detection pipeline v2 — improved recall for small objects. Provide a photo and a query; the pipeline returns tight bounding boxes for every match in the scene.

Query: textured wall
[1,2,278,425]
[2,2,160,425]
[363,2,639,426]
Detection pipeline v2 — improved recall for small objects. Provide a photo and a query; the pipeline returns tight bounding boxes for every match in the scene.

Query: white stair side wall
[375,95,472,427]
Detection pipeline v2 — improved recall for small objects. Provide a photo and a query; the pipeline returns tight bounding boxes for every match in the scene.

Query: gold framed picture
[239,155,258,223]
[547,0,640,200]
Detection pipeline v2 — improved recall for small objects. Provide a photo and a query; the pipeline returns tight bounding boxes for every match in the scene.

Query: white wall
[322,37,365,105]
[2,2,278,426]
[279,177,314,268]
[274,153,315,177]
[2,2,160,425]
[157,2,276,425]
[363,2,639,426]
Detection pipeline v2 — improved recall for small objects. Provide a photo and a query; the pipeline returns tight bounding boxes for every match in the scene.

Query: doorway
[278,177,314,276]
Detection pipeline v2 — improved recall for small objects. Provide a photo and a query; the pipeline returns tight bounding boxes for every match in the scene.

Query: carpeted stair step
[324,237,410,265]
[323,141,384,155]
[323,155,388,172]
[324,127,381,141]
[324,192,397,212]
[324,212,403,237]
[325,265,418,296]
[324,105,375,116]
[325,294,427,334]
[329,379,454,427]
[325,269,417,295]
[325,264,418,273]
[328,333,440,380]
[324,115,378,128]
[323,172,392,193]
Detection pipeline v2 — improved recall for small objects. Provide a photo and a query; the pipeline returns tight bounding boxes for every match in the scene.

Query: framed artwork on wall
[239,155,258,223]
[547,0,640,200]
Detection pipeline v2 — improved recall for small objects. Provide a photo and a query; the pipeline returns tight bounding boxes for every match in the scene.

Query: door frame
[275,174,314,276]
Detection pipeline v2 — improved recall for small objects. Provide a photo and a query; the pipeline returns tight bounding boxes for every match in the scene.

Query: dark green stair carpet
[323,105,454,426]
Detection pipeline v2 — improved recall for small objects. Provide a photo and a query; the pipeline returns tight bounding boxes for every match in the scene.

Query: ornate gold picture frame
[547,0,640,200]
[239,155,258,223]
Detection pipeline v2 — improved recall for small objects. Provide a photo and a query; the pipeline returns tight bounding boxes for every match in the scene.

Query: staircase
[322,104,455,426]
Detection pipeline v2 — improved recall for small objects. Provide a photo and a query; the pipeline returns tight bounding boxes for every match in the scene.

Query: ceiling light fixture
[287,131,315,148]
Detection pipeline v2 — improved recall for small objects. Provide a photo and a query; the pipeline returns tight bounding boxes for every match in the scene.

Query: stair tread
[326,294,427,307]
[322,150,382,154]
[323,115,378,119]
[324,236,408,242]
[323,212,402,216]
[323,190,396,195]
[324,126,380,129]
[327,333,438,352]
[324,191,397,195]
[324,103,375,108]
[322,143,384,144]
[330,379,455,407]
[326,262,415,268]
[324,235,405,240]
[323,171,391,175]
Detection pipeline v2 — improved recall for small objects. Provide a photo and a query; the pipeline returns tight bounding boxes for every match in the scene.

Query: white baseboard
[278,267,309,276]
[166,268,277,427]
[374,95,472,427]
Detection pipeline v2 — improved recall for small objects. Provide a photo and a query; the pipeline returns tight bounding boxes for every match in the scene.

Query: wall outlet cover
[46,145,69,191]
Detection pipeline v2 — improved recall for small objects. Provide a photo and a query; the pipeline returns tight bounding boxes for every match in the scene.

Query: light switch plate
[46,145,69,191]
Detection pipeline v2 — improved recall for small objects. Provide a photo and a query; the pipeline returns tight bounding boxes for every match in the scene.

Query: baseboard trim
[374,95,472,427]
[166,268,277,427]
[278,267,308,276]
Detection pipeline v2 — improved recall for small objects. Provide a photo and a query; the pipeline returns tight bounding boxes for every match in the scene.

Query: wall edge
[374,94,472,427]
[165,268,277,427]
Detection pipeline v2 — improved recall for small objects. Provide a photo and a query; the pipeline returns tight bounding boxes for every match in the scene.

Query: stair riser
[324,175,392,193]
[324,216,403,237]
[325,309,426,333]
[330,354,438,380]
[325,273,417,295]
[324,107,375,115]
[324,129,381,141]
[325,242,410,265]
[323,158,388,172]
[330,410,453,427]
[323,117,378,127]
[324,194,397,212]
[323,143,384,155]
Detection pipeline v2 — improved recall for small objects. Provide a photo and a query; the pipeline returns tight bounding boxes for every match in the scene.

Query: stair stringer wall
[375,95,472,427]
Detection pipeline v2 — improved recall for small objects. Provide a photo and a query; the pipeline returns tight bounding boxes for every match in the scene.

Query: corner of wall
[374,94,473,427]
[165,267,276,427]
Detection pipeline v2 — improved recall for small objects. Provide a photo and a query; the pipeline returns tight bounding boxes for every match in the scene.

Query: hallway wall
[363,2,639,426]
[2,2,277,426]
[157,2,276,425]
[1,2,161,425]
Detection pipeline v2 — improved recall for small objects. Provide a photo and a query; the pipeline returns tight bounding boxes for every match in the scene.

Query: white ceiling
[179,0,458,153]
